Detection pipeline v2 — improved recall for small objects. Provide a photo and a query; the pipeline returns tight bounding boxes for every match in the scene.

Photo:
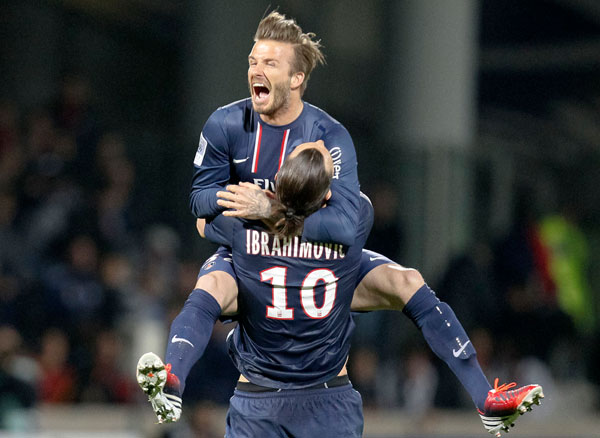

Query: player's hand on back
[217,182,274,220]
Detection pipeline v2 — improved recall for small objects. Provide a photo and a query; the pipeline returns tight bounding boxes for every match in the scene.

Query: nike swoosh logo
[171,335,194,348]
[369,256,388,262]
[233,157,249,164]
[452,340,471,357]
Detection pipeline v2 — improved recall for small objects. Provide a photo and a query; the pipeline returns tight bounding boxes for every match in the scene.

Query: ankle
[164,364,182,398]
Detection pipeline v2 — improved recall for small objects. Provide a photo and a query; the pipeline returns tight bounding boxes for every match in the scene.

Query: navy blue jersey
[190,99,360,246]
[205,194,374,389]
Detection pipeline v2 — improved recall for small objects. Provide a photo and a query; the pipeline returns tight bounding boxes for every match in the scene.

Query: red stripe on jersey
[251,123,263,173]
[277,129,290,171]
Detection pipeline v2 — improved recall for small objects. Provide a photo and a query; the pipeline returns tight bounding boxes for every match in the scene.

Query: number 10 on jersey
[261,267,338,320]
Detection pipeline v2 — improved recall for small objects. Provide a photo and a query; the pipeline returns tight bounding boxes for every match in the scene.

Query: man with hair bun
[270,140,334,237]
[141,141,372,436]
[137,11,543,437]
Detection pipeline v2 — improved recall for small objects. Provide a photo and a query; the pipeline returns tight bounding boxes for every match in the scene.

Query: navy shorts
[225,384,363,438]
[357,249,393,284]
[198,246,392,288]
[197,246,235,279]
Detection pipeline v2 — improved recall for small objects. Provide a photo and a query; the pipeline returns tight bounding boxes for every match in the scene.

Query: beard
[249,78,291,117]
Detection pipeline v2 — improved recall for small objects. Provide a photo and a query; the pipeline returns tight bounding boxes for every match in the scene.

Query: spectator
[0,325,37,428]
[94,132,138,250]
[79,329,136,403]
[37,328,77,403]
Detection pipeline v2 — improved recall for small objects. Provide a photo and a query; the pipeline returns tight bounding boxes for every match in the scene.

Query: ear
[325,189,332,201]
[290,72,305,91]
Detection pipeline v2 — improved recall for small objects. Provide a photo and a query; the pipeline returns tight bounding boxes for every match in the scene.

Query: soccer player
[139,141,370,436]
[141,11,544,437]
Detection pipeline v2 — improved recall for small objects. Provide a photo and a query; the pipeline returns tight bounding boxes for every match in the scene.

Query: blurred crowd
[352,183,600,422]
[0,75,239,434]
[1,76,599,435]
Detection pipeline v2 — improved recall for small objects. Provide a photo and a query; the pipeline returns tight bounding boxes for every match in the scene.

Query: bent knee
[382,265,425,305]
[396,267,425,293]
[356,264,425,310]
[194,271,238,314]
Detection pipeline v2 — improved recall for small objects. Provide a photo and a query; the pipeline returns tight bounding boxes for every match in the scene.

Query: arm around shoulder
[302,125,360,245]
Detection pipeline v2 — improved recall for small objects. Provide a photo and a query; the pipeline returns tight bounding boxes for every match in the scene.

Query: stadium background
[1,0,599,436]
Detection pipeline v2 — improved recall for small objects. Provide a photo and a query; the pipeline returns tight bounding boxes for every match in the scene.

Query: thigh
[196,246,239,315]
[226,387,363,438]
[197,246,236,279]
[352,250,423,311]
[356,249,394,285]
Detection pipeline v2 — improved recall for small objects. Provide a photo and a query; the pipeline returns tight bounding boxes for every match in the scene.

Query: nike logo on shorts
[233,157,249,164]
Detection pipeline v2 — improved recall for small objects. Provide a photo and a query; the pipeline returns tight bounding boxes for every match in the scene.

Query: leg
[167,247,239,393]
[351,249,544,436]
[352,249,490,405]
[138,247,239,423]
[194,252,239,315]
[351,250,424,311]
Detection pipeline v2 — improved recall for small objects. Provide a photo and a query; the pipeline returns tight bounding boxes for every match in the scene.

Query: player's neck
[260,97,303,126]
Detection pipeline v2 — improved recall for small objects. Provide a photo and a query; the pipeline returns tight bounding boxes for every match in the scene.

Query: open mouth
[252,83,270,104]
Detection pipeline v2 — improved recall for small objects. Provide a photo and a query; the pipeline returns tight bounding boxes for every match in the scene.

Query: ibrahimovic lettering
[245,230,346,260]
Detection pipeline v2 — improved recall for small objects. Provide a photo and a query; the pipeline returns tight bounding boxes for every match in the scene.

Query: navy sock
[403,284,491,410]
[165,288,222,396]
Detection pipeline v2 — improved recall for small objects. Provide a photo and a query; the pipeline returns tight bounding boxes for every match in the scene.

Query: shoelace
[492,377,517,393]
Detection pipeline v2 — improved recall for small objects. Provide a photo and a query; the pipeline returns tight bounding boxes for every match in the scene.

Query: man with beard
[138,11,543,437]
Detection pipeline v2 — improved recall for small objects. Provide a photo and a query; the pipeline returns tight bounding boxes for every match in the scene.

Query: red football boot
[478,378,544,437]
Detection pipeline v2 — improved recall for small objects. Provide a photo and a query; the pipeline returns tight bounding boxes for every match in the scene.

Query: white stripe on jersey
[251,122,263,173]
[278,129,290,170]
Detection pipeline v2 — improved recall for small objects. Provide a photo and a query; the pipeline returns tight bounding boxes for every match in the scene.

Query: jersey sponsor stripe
[277,129,290,170]
[251,122,263,173]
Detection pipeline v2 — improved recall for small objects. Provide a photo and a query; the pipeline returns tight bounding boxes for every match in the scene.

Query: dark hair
[254,11,325,95]
[272,148,332,237]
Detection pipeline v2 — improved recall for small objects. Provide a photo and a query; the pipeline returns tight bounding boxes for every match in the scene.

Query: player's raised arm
[301,125,360,246]
[189,109,232,218]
